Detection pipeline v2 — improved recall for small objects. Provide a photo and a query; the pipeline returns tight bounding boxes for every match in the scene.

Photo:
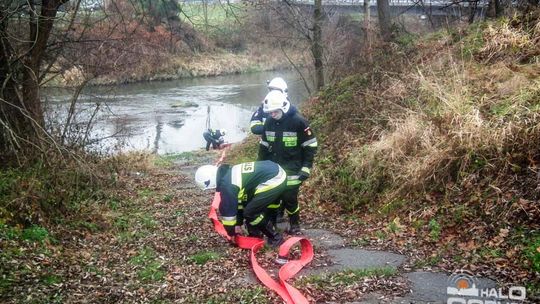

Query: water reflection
[44,70,310,154]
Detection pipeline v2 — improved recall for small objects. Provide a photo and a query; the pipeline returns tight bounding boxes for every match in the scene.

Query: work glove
[298,169,310,182]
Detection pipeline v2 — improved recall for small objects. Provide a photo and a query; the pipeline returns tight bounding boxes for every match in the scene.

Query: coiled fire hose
[208,149,314,303]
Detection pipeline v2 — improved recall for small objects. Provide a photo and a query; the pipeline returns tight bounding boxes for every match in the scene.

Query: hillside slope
[302,14,540,296]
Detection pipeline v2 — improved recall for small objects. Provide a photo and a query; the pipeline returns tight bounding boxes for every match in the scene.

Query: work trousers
[268,183,301,224]
[242,180,287,228]
[203,131,222,151]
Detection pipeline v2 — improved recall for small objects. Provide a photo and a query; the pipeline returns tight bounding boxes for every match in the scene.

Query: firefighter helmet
[267,77,288,93]
[195,165,218,190]
[263,90,290,114]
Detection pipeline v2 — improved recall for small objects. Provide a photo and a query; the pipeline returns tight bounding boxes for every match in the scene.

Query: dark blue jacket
[258,106,318,183]
[216,160,283,225]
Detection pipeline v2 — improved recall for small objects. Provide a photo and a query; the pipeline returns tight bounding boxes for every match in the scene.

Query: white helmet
[220,129,226,136]
[263,90,290,114]
[267,77,288,94]
[195,165,218,190]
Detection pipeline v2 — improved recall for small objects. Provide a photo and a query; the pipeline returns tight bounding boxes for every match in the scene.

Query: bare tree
[0,0,186,164]
[313,0,324,89]
[0,0,70,162]
[364,0,370,19]
[377,0,392,41]
[244,1,326,91]
[486,0,502,17]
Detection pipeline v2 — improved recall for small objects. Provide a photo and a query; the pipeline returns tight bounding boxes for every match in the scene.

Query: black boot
[276,207,286,223]
[288,213,302,235]
[246,223,263,238]
[258,221,284,248]
[268,209,278,227]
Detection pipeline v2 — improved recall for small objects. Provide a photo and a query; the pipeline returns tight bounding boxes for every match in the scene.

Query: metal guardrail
[294,0,489,6]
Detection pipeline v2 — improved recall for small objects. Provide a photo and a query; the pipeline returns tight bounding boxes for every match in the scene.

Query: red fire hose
[208,192,314,303]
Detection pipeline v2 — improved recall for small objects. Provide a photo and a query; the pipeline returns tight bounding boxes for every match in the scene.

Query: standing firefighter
[258,90,318,235]
[250,77,289,135]
[203,129,226,151]
[195,160,287,247]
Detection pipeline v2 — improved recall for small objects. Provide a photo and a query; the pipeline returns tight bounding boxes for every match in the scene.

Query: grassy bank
[0,149,405,303]
[52,2,309,87]
[311,15,540,295]
[231,14,540,297]
[85,45,308,86]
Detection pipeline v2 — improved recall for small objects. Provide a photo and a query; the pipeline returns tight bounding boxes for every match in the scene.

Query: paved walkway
[300,228,497,303]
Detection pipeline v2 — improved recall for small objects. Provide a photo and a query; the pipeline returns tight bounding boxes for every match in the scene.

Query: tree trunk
[364,0,370,20]
[364,0,373,64]
[312,0,324,90]
[203,0,209,34]
[0,0,64,161]
[468,1,478,24]
[486,0,501,18]
[376,0,392,41]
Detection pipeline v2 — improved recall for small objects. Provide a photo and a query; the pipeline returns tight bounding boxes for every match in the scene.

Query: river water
[44,70,310,154]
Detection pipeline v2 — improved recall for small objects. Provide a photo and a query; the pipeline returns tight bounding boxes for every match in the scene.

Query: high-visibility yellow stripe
[301,167,310,174]
[250,214,264,226]
[254,167,286,194]
[302,138,318,147]
[222,219,237,226]
[287,180,302,186]
[286,206,300,215]
[268,203,281,209]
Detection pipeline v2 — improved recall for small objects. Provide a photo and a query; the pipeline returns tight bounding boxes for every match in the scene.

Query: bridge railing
[295,0,490,7]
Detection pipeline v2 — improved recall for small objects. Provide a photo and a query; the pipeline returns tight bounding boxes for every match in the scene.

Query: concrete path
[299,228,497,304]
[232,225,499,303]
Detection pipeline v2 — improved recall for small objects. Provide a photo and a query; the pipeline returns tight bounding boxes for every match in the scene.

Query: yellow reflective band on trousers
[249,214,264,226]
[221,216,236,226]
[222,219,237,226]
[267,203,281,209]
[286,206,300,215]
[254,167,286,195]
[238,188,246,202]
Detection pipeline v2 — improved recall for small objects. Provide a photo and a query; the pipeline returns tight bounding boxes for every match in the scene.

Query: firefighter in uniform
[203,128,226,151]
[258,90,318,235]
[195,160,287,247]
[250,77,289,135]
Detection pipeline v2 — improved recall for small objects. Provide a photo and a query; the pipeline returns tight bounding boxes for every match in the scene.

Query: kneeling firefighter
[195,160,287,247]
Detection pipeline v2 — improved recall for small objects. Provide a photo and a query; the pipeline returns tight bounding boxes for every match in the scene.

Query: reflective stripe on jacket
[258,106,318,175]
[216,161,286,225]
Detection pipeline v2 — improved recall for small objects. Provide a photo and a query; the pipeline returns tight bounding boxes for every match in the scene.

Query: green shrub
[428,219,441,241]
[130,247,157,265]
[189,251,220,265]
[523,234,540,273]
[137,261,165,282]
[22,225,49,243]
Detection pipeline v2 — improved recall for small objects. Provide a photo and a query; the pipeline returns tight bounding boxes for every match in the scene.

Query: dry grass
[172,46,308,77]
[308,13,540,210]
[348,52,540,198]
[476,16,540,63]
